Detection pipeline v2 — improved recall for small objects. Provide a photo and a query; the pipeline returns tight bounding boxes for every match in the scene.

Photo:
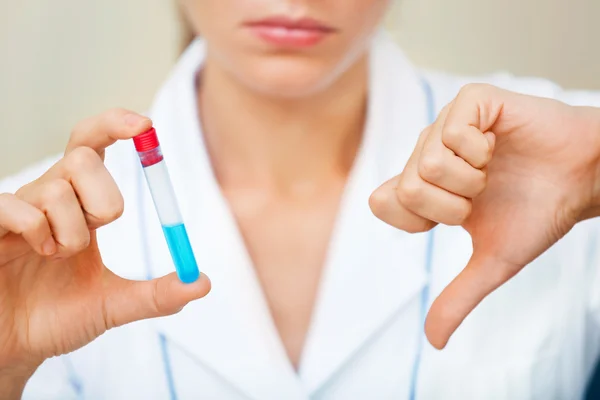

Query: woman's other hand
[369,84,600,349]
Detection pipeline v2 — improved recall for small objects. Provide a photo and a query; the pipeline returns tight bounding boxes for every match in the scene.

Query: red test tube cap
[133,128,160,153]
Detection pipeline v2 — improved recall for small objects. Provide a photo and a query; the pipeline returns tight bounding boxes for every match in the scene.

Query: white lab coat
[3,33,600,400]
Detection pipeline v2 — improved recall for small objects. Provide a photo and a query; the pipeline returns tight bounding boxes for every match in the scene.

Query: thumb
[424,251,520,349]
[103,272,212,329]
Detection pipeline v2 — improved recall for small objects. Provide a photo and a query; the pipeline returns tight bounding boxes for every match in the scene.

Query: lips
[244,16,337,48]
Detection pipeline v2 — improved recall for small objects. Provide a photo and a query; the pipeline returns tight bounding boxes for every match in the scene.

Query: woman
[2,1,600,398]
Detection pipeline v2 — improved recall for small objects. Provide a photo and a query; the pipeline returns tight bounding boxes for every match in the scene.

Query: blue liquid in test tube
[162,224,199,283]
[133,128,200,284]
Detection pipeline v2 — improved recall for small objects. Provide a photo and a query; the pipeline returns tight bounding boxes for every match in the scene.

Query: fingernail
[123,113,150,127]
[42,238,57,256]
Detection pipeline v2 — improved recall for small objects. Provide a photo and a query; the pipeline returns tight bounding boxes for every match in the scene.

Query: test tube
[133,128,200,284]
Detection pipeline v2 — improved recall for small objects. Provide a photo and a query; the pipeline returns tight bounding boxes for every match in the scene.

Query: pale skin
[199,55,368,367]
[370,84,600,348]
[183,0,384,367]
[2,1,600,398]
[1,0,384,395]
[0,111,212,397]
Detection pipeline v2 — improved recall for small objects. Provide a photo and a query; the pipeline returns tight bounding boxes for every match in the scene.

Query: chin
[235,56,348,99]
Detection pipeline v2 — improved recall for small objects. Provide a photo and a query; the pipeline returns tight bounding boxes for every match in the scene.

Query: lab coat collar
[297,34,432,394]
[143,32,432,399]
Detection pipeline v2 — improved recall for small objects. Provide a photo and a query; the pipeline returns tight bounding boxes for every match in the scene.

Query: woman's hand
[0,109,211,392]
[369,84,600,349]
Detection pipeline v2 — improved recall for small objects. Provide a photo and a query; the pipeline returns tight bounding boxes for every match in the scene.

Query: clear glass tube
[138,146,200,284]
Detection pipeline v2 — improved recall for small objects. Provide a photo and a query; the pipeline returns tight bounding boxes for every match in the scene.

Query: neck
[198,54,369,193]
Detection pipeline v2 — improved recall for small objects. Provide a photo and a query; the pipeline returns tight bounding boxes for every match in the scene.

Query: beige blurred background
[1,0,599,179]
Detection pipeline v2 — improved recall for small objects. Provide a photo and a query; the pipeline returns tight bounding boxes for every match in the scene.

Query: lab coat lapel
[137,33,434,398]
[140,41,307,400]
[298,34,433,394]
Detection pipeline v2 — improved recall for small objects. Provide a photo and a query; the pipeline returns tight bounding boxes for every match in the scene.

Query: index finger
[66,108,153,157]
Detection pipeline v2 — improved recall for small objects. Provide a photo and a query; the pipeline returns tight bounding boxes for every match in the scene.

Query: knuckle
[0,192,15,206]
[0,193,47,234]
[471,158,486,170]
[404,219,436,234]
[368,189,392,218]
[470,147,490,169]
[41,179,73,205]
[98,192,125,224]
[440,102,453,116]
[480,148,493,168]
[15,181,35,199]
[18,212,46,235]
[471,171,488,197]
[71,114,98,140]
[111,193,125,221]
[71,108,128,138]
[151,279,169,316]
[459,83,490,98]
[70,118,89,138]
[66,146,101,172]
[418,126,433,143]
[449,200,472,225]
[396,178,424,208]
[403,225,422,234]
[105,107,130,119]
[63,230,91,252]
[104,108,132,130]
[420,126,432,138]
[459,83,478,95]
[442,125,463,149]
[152,282,162,315]
[419,153,444,182]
